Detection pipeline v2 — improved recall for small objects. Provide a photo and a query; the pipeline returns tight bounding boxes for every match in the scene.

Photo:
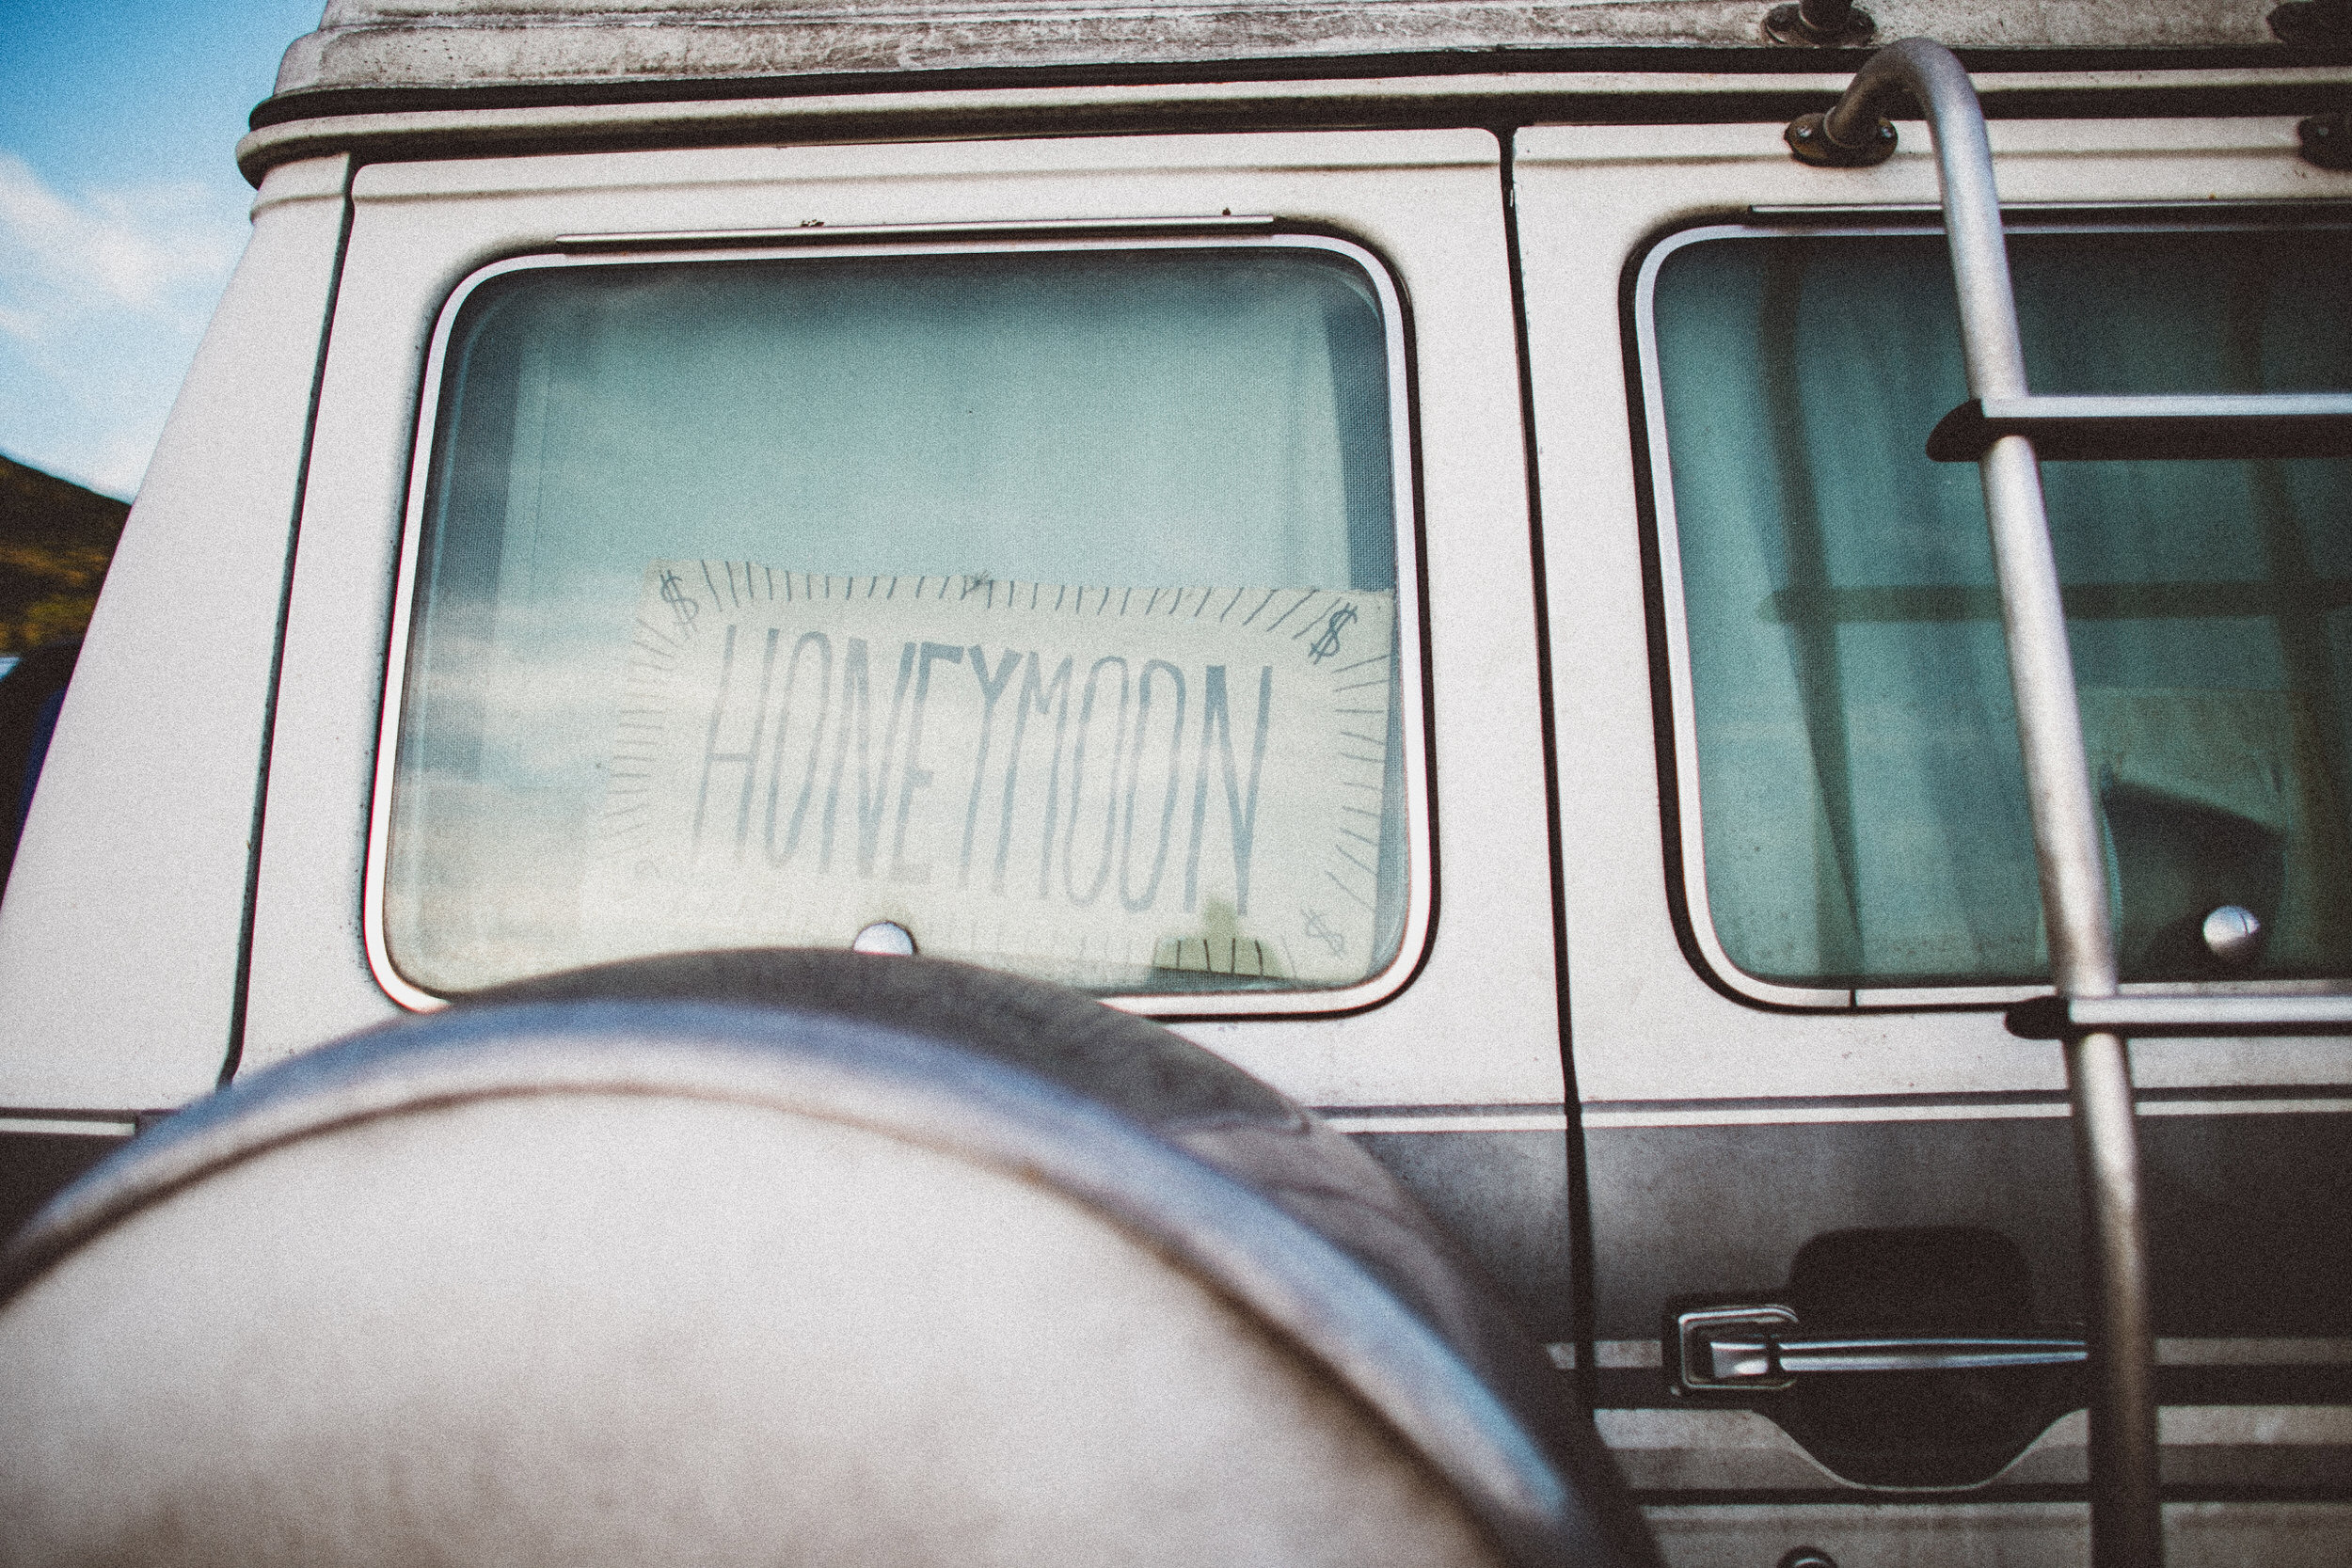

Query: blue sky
[2,0,325,499]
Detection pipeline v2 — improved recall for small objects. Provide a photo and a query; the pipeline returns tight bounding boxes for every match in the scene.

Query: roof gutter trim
[235,64,2352,184]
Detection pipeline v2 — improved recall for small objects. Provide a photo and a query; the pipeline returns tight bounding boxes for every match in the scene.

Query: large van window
[1645,223,2352,991]
[379,241,1418,1003]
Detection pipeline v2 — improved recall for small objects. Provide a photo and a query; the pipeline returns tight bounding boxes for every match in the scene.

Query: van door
[1515,115,2352,1558]
[239,129,1583,1342]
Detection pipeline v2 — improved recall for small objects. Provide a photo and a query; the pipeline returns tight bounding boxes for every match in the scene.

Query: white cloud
[0,152,248,497]
[0,153,243,323]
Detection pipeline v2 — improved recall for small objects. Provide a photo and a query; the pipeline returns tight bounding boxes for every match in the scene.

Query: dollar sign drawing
[1308,601,1358,664]
[1301,908,1346,957]
[658,568,700,634]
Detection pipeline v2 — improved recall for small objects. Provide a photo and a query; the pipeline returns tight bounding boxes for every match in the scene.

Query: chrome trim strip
[2158,1338,2352,1367]
[1581,1096,2352,1126]
[1851,975,2352,1007]
[1633,222,1846,1010]
[2136,1096,2352,1116]
[364,230,1433,1021]
[1316,1094,2352,1132]
[1851,983,2043,1006]
[1752,199,2352,218]
[0,1117,137,1138]
[1586,1100,2072,1126]
[1323,1107,1570,1133]
[1598,1405,2352,1490]
[554,214,1279,246]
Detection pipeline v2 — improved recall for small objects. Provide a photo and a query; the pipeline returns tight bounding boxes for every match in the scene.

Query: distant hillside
[0,455,127,657]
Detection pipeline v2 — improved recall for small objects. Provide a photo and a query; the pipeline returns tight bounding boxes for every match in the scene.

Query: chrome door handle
[1676,1305,2085,1393]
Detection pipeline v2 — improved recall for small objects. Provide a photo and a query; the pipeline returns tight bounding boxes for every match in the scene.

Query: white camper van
[1,3,2348,1564]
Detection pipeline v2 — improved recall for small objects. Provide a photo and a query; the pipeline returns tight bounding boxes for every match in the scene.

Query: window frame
[362,228,1435,1019]
[1632,211,2352,1011]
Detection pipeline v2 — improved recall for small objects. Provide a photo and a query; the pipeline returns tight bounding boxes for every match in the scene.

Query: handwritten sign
[582,563,1397,985]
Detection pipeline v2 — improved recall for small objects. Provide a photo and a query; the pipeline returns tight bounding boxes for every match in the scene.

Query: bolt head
[2203,905,2263,963]
[851,919,918,956]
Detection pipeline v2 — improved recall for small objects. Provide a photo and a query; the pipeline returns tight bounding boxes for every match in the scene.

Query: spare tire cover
[0,950,1655,1568]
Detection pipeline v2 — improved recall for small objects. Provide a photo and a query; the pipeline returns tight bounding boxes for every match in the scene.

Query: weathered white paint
[240,129,1564,1116]
[1513,115,2352,1105]
[0,156,351,1111]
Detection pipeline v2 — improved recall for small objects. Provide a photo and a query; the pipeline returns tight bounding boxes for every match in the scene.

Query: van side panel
[238,133,1565,1125]
[0,155,352,1110]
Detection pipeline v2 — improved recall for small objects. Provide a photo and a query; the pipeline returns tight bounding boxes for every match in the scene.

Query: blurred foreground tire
[0,951,1656,1568]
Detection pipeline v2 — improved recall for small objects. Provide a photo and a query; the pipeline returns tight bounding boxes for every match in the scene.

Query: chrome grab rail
[1676,1305,2086,1392]
[1761,1337,2088,1375]
[1791,38,2163,1566]
[1705,1336,2085,1383]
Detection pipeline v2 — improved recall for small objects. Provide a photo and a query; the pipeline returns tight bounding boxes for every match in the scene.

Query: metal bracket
[1765,0,1875,47]
[1676,1305,1801,1392]
[1786,112,1896,167]
[2008,992,2352,1040]
[2301,112,2352,171]
[1925,393,2352,463]
[2272,1,2352,48]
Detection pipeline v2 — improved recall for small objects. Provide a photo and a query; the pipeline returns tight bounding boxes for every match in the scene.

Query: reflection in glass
[1654,227,2352,988]
[385,245,1408,997]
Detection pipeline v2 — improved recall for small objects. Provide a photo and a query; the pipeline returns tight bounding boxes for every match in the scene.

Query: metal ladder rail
[1792,40,2352,1564]
[1792,44,2352,1566]
[1784,40,2123,1568]
[1792,45,2152,1560]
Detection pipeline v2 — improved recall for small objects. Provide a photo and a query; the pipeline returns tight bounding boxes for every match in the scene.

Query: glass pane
[1654,226,2352,988]
[385,245,1410,998]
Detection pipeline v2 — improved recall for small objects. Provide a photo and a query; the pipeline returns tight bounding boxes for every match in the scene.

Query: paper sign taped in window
[583,562,1400,988]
